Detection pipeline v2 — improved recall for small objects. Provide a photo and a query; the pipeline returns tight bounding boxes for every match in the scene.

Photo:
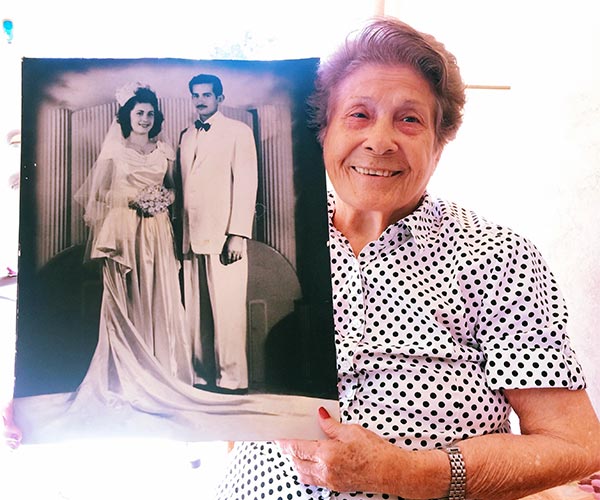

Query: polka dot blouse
[216,192,586,500]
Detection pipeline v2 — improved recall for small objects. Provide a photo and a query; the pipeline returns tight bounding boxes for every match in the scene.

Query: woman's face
[323,63,442,222]
[129,102,155,136]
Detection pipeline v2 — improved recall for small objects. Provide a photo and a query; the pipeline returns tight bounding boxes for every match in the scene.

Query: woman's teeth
[353,166,397,177]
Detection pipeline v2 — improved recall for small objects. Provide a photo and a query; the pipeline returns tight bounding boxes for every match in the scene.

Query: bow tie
[194,120,211,131]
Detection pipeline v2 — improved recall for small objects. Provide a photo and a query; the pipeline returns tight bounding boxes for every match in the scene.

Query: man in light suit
[177,74,258,394]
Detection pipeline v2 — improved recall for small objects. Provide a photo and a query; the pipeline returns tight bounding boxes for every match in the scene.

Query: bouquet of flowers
[129,184,175,217]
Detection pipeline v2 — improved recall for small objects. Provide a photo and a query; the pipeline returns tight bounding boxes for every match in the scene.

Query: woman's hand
[278,389,600,499]
[278,408,415,495]
[3,401,22,450]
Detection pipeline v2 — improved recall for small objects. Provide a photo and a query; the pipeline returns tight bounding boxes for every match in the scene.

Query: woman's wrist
[386,450,451,499]
[377,446,451,499]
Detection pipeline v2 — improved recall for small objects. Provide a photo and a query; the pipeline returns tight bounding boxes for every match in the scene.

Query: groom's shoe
[214,386,248,395]
[193,383,248,395]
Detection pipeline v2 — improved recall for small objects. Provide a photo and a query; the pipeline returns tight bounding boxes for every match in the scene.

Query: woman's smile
[350,165,402,177]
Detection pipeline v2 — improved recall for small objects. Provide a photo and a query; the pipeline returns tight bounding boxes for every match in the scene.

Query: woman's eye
[402,116,420,123]
[350,112,368,119]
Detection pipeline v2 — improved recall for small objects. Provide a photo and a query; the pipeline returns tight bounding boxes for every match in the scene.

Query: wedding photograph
[13,57,339,443]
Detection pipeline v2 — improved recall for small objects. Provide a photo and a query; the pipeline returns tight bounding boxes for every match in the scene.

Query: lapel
[179,127,195,185]
[180,112,222,176]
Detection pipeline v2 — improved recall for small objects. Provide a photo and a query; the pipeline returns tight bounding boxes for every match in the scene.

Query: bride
[73,82,195,408]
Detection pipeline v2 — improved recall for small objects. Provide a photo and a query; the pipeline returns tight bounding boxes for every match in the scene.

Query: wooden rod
[466,84,512,90]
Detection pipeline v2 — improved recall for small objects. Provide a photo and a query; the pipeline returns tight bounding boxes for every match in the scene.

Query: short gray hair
[308,17,466,147]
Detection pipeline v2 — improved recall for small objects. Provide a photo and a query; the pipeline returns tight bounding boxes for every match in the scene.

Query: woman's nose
[364,120,399,155]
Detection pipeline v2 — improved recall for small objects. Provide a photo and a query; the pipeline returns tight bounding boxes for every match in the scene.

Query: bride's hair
[117,87,164,139]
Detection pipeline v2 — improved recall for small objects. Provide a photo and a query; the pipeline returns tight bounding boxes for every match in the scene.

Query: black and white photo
[13,57,338,443]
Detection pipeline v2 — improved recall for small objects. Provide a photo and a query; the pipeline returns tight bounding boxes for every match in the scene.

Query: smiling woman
[322,64,442,252]
[216,16,600,500]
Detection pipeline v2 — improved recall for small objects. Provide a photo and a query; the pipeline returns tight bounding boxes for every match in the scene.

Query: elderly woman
[216,17,600,500]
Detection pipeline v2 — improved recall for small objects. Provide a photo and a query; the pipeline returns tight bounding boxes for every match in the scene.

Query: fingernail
[318,406,331,419]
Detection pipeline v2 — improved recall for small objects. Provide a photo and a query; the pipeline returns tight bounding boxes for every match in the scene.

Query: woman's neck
[333,205,398,257]
[125,133,155,154]
[331,192,426,256]
[127,132,150,146]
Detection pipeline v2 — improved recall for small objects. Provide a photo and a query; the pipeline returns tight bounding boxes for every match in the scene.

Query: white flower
[115,81,153,107]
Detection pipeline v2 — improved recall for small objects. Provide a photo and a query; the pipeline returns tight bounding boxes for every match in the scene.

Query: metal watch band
[445,446,467,500]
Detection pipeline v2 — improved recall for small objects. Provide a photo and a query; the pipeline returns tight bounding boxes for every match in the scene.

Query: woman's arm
[462,388,600,499]
[163,159,175,190]
[279,388,600,499]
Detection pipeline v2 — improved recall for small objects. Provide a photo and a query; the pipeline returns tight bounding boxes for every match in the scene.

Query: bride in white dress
[73,82,195,407]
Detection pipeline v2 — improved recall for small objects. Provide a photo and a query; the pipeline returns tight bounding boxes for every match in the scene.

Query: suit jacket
[177,111,258,255]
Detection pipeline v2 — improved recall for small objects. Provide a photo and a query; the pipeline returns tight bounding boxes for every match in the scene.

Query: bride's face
[130,102,155,136]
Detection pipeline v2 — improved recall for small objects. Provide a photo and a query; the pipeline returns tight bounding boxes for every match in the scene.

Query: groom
[177,73,258,394]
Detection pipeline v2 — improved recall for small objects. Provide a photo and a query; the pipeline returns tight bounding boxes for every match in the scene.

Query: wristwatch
[445,446,467,500]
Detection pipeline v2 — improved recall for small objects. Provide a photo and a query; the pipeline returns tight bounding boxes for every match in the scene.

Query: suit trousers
[183,252,249,390]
